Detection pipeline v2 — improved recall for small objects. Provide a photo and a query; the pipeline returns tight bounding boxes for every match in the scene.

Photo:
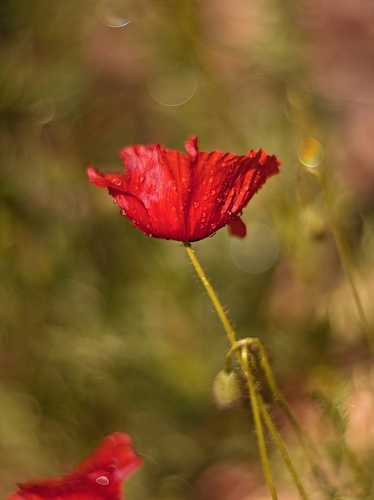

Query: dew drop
[208,177,214,183]
[203,195,208,201]
[221,162,226,168]
[115,179,121,186]
[200,217,206,223]
[139,176,145,183]
[181,177,187,183]
[112,199,117,204]
[210,189,216,196]
[96,476,110,486]
[171,206,176,212]
[229,188,235,196]
[147,234,153,237]
[174,216,179,221]
[200,223,205,229]
[120,209,127,216]
[193,201,200,208]
[202,211,207,217]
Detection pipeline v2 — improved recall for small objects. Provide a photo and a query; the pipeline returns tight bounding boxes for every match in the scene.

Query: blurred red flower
[87,136,280,241]
[7,432,142,500]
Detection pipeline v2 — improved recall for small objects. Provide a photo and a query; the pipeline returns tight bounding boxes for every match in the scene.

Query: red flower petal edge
[6,432,142,500]
[87,136,280,242]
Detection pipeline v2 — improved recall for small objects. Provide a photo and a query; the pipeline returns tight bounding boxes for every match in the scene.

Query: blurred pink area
[196,463,299,500]
[299,0,374,198]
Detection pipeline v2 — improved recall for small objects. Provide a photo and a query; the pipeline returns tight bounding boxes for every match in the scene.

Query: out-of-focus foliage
[2,0,374,499]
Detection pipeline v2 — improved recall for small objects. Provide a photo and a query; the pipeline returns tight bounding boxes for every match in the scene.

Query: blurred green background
[2,0,374,498]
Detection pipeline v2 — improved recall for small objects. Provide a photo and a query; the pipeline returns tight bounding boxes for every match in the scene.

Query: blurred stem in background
[290,93,374,353]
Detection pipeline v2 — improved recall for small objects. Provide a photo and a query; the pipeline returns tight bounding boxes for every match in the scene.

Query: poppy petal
[227,216,247,238]
[87,137,280,242]
[7,433,142,500]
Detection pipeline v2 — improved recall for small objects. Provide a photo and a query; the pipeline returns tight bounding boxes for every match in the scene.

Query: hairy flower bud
[212,370,242,409]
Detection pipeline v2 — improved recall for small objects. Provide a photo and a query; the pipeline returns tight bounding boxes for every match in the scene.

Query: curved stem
[256,392,309,500]
[184,243,237,345]
[241,347,278,500]
[226,338,327,492]
[184,242,310,500]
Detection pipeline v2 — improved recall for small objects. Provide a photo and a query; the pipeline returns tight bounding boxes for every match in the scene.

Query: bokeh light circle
[230,223,279,273]
[95,0,135,27]
[147,61,197,106]
[297,137,324,168]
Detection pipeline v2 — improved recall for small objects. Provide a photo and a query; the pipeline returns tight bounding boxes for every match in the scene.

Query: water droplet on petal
[203,195,208,201]
[181,177,187,182]
[208,177,214,183]
[115,179,121,186]
[139,176,144,183]
[112,199,117,204]
[210,189,216,196]
[229,188,235,196]
[96,475,110,486]
[200,223,205,229]
[193,201,200,208]
[171,206,176,212]
[120,209,127,216]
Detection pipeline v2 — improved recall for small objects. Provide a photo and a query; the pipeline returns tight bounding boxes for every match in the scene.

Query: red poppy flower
[87,136,280,242]
[7,432,142,500]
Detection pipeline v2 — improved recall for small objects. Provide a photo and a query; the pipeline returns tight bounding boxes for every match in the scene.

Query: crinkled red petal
[87,136,280,242]
[227,216,247,238]
[7,433,142,500]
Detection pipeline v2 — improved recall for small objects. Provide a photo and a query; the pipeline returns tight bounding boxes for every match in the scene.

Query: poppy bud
[212,370,242,409]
